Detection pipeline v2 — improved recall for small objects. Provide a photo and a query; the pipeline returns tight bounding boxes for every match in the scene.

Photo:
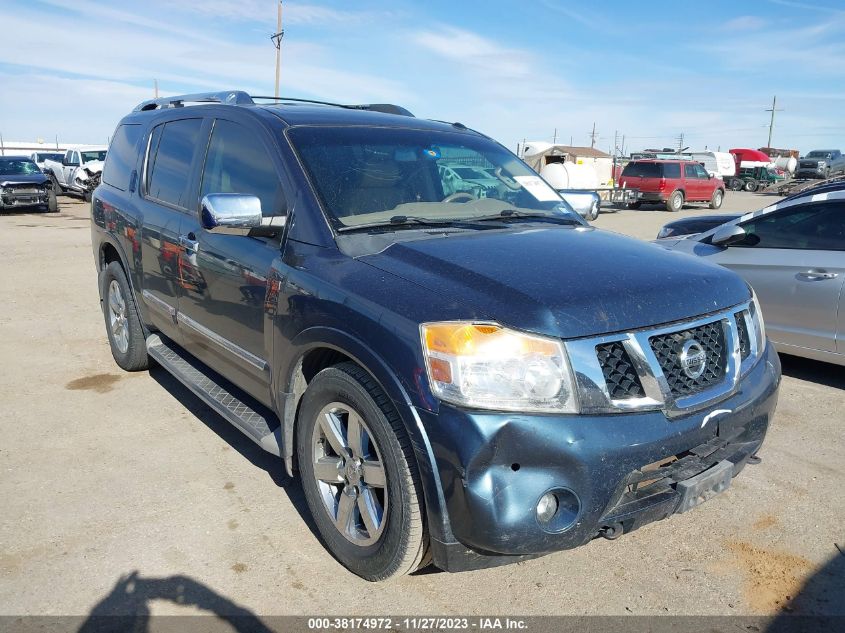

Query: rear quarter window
[662,163,681,178]
[103,124,143,191]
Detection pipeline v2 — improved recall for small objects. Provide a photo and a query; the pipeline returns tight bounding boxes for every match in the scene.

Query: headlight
[749,290,766,353]
[420,322,578,413]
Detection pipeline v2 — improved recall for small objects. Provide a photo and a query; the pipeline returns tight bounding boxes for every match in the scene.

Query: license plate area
[675,459,733,513]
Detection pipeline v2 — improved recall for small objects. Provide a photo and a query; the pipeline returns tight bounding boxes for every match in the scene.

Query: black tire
[728,178,743,191]
[587,200,599,221]
[101,261,149,371]
[626,201,642,210]
[666,190,684,212]
[47,190,58,212]
[48,173,62,195]
[709,188,724,210]
[297,362,429,581]
[744,179,758,192]
[83,190,93,203]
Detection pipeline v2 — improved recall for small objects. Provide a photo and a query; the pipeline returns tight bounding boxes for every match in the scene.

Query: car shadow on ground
[148,367,322,545]
[767,549,845,631]
[77,571,274,632]
[778,354,844,389]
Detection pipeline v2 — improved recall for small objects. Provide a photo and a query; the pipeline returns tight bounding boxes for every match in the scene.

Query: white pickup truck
[43,146,108,200]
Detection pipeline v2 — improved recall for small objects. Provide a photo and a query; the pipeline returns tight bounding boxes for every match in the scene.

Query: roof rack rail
[134,91,414,117]
[134,91,254,111]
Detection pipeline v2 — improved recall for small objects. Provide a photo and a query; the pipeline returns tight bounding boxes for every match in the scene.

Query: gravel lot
[1,191,843,619]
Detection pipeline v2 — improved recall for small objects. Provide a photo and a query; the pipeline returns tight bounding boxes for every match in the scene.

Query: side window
[738,202,845,250]
[103,124,142,191]
[199,119,286,216]
[663,163,680,178]
[146,118,202,208]
[64,150,73,164]
[73,151,81,165]
[695,164,709,179]
[684,164,697,178]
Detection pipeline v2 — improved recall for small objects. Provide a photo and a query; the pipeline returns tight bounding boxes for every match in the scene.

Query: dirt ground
[0,191,843,618]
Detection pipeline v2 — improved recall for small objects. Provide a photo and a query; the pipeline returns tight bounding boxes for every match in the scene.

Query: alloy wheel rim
[311,402,388,546]
[108,280,129,354]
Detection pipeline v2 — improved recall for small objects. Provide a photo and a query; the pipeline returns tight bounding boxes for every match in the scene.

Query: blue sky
[1,0,844,154]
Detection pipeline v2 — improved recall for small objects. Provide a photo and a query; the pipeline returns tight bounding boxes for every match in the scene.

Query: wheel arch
[278,326,452,544]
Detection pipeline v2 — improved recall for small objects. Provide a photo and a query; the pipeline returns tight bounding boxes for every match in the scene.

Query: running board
[146,334,282,456]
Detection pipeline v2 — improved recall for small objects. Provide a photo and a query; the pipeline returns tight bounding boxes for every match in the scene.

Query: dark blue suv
[91,91,781,581]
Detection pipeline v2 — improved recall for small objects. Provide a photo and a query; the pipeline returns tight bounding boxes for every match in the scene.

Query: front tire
[666,190,684,212]
[48,174,62,195]
[101,261,149,371]
[744,179,758,192]
[297,362,428,581]
[709,189,724,210]
[47,190,58,212]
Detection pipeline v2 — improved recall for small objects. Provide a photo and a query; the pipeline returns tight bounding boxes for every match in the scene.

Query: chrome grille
[648,320,726,397]
[596,342,644,400]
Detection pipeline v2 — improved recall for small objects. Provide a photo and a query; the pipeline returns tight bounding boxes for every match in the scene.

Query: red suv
[619,159,725,212]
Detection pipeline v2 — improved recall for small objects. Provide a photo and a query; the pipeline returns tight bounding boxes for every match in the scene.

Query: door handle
[178,234,198,254]
[798,269,838,281]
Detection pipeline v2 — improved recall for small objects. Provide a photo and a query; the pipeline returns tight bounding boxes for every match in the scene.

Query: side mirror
[200,193,262,236]
[708,173,713,179]
[711,224,747,247]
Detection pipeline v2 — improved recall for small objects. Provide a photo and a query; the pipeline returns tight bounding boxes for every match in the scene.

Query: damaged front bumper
[421,343,781,572]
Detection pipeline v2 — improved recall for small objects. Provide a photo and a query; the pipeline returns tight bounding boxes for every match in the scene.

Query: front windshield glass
[0,158,41,175]
[288,126,574,229]
[806,151,831,158]
[81,150,107,163]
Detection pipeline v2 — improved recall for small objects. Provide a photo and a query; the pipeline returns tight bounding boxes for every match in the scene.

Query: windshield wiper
[472,209,584,225]
[337,215,505,233]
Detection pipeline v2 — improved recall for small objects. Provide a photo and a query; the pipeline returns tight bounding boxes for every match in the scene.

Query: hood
[0,173,49,187]
[359,226,750,340]
[80,161,104,174]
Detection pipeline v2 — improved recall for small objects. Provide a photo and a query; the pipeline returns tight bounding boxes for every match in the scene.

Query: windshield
[35,153,63,162]
[0,158,41,175]
[806,151,832,159]
[81,150,107,163]
[288,126,575,229]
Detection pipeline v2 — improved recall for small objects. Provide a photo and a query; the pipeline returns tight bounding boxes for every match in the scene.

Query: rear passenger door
[137,116,205,344]
[175,116,288,405]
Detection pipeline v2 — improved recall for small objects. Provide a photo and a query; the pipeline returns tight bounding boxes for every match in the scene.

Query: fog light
[536,493,558,523]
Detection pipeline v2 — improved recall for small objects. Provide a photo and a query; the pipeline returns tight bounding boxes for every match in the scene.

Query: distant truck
[795,150,845,179]
[43,146,108,200]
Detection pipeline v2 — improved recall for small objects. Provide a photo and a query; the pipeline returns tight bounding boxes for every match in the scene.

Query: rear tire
[666,190,684,212]
[744,179,758,192]
[709,189,724,210]
[626,201,642,210]
[297,362,429,581]
[101,261,149,371]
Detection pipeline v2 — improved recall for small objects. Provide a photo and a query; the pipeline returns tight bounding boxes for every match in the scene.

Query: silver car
[659,185,845,366]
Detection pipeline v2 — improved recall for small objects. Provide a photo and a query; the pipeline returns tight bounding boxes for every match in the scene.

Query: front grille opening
[649,321,727,397]
[735,310,752,360]
[596,342,646,400]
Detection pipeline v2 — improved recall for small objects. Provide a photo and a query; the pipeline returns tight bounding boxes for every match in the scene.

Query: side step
[146,334,282,456]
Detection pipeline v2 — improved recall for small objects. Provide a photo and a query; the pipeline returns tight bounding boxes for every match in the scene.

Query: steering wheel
[442,191,478,203]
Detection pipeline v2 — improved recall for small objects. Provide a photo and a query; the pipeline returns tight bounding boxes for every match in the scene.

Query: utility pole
[271,1,285,98]
[677,132,685,153]
[765,95,783,148]
[154,79,159,98]
[589,122,597,149]
[621,134,626,157]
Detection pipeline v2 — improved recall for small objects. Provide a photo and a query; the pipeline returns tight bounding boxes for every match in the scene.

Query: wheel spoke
[109,292,120,313]
[335,491,355,532]
[313,456,343,483]
[362,460,386,487]
[319,411,347,455]
[346,411,364,457]
[358,487,382,536]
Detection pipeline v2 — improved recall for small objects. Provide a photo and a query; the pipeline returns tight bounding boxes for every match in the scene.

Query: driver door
[176,117,289,406]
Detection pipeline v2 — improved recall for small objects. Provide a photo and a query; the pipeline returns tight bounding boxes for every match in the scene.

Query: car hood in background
[360,226,750,340]
[0,174,49,187]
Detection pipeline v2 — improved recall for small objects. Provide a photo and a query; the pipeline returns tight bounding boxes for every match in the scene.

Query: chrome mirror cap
[711,224,746,247]
[200,193,262,235]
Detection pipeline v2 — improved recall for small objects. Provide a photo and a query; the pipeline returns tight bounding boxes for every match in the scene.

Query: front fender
[277,326,453,545]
